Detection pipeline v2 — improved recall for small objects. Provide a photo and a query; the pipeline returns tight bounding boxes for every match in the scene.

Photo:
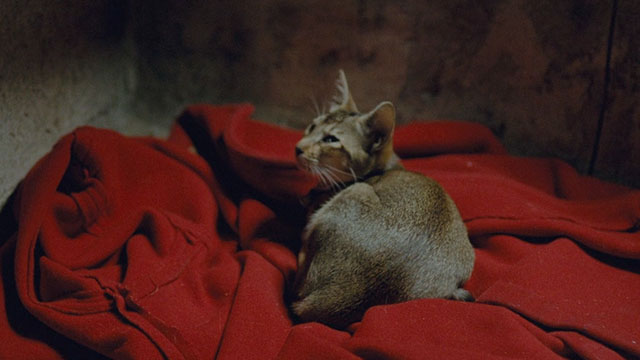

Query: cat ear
[362,101,395,152]
[329,69,359,113]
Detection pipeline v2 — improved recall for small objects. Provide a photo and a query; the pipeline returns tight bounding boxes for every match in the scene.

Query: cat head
[295,70,398,190]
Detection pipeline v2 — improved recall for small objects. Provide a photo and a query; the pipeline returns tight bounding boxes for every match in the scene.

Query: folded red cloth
[1,103,638,359]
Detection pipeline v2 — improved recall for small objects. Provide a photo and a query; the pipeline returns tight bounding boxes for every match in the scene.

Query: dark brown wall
[111,0,640,189]
[592,0,639,188]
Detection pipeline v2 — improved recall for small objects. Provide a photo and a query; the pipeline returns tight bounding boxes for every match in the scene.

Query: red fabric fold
[1,103,638,359]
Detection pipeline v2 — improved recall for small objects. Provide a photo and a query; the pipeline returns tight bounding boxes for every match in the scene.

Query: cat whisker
[309,95,321,116]
[320,164,359,187]
[298,155,319,173]
[315,167,333,190]
[327,171,342,190]
[309,166,323,185]
[349,167,358,182]
[312,166,330,189]
[312,165,332,190]
[300,154,319,165]
[321,163,353,177]
[320,166,346,191]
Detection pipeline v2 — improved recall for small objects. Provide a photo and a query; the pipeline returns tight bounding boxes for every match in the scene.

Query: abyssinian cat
[292,70,475,329]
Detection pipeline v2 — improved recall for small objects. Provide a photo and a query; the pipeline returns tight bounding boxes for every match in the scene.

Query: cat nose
[295,147,303,157]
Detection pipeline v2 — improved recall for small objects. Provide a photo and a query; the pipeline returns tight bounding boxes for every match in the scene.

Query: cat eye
[322,135,340,143]
[306,124,316,134]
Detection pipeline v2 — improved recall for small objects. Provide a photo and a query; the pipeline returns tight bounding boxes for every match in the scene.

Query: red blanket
[1,104,639,359]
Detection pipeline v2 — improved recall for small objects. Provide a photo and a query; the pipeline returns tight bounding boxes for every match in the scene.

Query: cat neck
[303,150,402,212]
[375,140,403,172]
[321,149,403,193]
[381,152,403,172]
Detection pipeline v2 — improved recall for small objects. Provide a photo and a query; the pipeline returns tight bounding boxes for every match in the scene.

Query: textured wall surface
[130,0,638,188]
[1,0,638,207]
[592,0,640,188]
[0,1,138,206]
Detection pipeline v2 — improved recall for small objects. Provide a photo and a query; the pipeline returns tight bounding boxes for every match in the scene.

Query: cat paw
[450,288,474,302]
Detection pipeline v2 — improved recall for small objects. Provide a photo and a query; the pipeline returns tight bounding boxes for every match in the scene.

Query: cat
[291,70,475,329]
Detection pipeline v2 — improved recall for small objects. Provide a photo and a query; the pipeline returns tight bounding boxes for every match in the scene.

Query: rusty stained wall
[130,0,639,188]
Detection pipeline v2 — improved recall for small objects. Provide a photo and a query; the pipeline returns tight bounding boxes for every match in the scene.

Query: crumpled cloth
[1,103,638,359]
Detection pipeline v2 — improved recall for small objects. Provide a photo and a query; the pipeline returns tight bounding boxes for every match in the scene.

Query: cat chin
[313,182,334,191]
[295,155,313,171]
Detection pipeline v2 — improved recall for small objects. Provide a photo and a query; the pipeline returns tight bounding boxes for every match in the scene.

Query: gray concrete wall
[1,0,638,207]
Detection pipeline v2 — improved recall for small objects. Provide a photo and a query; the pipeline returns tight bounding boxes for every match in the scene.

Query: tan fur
[293,70,475,329]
